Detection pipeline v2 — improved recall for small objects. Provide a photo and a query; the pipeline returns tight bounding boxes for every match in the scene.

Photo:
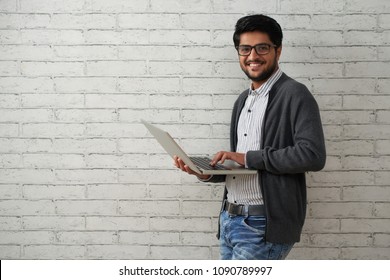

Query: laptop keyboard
[189,157,230,170]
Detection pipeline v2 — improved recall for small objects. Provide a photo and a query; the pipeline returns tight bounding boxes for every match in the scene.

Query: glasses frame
[235,43,277,56]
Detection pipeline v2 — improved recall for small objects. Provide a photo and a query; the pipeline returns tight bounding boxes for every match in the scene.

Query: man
[174,14,326,260]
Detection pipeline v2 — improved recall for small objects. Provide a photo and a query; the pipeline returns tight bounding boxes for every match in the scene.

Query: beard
[242,57,278,83]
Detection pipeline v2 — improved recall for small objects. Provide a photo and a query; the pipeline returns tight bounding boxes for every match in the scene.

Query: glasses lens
[255,44,270,55]
[238,45,251,55]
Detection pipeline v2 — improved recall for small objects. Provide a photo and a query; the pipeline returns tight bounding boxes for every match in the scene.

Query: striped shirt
[226,68,283,205]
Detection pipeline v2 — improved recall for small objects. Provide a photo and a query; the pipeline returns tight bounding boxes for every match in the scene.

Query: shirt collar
[248,68,283,96]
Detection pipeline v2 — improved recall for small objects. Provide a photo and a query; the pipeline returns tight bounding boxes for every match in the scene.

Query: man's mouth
[246,61,265,67]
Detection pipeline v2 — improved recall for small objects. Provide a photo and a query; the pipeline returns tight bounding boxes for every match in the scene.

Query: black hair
[233,14,283,47]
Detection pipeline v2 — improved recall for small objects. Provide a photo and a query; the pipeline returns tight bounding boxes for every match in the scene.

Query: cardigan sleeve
[246,84,326,174]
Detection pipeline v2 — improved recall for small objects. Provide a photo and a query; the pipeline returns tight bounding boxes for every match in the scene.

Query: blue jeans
[219,210,294,260]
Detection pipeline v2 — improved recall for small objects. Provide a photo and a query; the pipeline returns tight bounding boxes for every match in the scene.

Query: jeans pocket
[242,215,266,234]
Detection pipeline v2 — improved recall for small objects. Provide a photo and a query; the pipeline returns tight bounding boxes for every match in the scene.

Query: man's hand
[210,151,245,166]
[173,155,211,180]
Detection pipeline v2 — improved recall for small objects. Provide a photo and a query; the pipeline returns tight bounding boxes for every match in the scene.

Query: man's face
[238,31,282,88]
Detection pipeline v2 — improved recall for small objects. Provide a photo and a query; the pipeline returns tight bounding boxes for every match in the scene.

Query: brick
[86,245,148,259]
[280,0,344,13]
[341,219,390,233]
[0,154,20,168]
[118,109,180,123]
[377,110,390,123]
[376,171,390,185]
[54,77,116,93]
[20,0,84,12]
[0,216,21,230]
[150,94,213,109]
[0,200,55,215]
[0,169,55,184]
[343,156,390,170]
[22,123,84,137]
[50,14,115,29]
[150,30,211,45]
[326,140,374,156]
[0,109,53,122]
[0,231,55,244]
[182,201,221,217]
[213,0,276,13]
[0,77,54,93]
[0,184,22,199]
[341,248,390,260]
[0,0,17,12]
[309,202,373,218]
[344,124,390,139]
[374,234,390,247]
[54,46,116,60]
[57,231,117,244]
[345,0,390,13]
[313,46,377,61]
[118,170,181,184]
[85,0,149,12]
[55,109,117,123]
[24,245,85,259]
[55,169,117,184]
[150,246,210,259]
[118,138,165,154]
[119,231,180,245]
[376,140,390,154]
[53,138,116,154]
[307,187,341,201]
[0,61,18,76]
[0,246,20,259]
[0,124,18,137]
[311,234,372,247]
[150,0,211,13]
[0,94,19,108]
[119,200,180,216]
[150,217,212,231]
[23,154,85,168]
[321,110,374,125]
[118,77,180,93]
[182,14,238,29]
[182,46,236,61]
[282,63,343,78]
[0,45,54,60]
[346,62,390,77]
[119,14,180,29]
[86,61,146,76]
[375,203,390,218]
[86,123,146,137]
[21,30,83,45]
[86,94,148,109]
[118,46,181,60]
[85,30,148,45]
[343,186,390,202]
[0,138,53,153]
[56,200,117,215]
[182,232,218,246]
[286,247,340,260]
[344,31,388,45]
[307,171,374,186]
[86,154,148,168]
[149,61,213,76]
[283,31,343,46]
[312,78,375,94]
[311,15,376,30]
[86,216,149,230]
[21,62,84,77]
[23,185,85,199]
[183,78,246,94]
[87,184,147,199]
[21,94,84,108]
[0,30,20,44]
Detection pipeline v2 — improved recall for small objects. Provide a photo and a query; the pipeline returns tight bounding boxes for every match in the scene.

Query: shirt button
[248,109,251,113]
[244,133,247,136]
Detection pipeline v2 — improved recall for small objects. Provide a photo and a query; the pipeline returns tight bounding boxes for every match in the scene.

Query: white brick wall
[0,0,389,260]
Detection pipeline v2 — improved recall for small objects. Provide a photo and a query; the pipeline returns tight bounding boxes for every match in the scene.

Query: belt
[223,200,265,216]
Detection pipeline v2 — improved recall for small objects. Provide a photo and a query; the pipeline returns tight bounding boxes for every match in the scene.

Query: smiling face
[238,31,282,89]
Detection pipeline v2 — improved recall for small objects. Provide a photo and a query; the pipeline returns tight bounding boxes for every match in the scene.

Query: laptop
[141,120,257,175]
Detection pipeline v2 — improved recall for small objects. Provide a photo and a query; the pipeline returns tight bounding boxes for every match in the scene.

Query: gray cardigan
[211,73,326,244]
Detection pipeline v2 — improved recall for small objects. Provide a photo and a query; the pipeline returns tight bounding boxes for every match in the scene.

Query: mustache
[245,60,265,64]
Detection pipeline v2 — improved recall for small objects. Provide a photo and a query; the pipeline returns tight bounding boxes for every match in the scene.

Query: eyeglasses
[236,43,277,56]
